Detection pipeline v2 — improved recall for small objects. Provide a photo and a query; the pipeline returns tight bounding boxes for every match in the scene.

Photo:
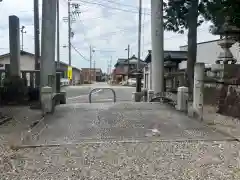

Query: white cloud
[0,0,218,72]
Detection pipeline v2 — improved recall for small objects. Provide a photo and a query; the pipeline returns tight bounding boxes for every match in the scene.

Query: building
[143,50,187,90]
[0,50,82,85]
[81,68,103,83]
[112,55,146,83]
[179,39,240,69]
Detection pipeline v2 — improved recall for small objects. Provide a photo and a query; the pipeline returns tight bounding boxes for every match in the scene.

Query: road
[64,83,135,104]
[2,83,240,179]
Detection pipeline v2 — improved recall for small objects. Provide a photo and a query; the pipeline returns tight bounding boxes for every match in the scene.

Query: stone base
[187,102,203,121]
[132,92,142,102]
[147,90,154,102]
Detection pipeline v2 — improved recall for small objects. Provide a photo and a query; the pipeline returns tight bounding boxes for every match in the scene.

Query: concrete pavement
[2,83,240,179]
[23,102,232,146]
[2,102,240,179]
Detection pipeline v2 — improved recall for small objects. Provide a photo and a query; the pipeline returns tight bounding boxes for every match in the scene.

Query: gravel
[1,140,240,179]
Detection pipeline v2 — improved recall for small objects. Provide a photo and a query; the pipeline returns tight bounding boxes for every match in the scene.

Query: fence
[164,64,240,119]
[0,69,40,88]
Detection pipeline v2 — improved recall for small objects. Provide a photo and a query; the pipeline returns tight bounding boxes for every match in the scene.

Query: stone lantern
[210,16,240,80]
[209,17,240,115]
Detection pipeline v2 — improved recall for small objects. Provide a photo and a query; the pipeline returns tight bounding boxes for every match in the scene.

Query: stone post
[132,92,142,102]
[40,0,57,91]
[176,86,188,111]
[193,63,205,120]
[151,0,164,94]
[9,15,20,77]
[148,90,154,102]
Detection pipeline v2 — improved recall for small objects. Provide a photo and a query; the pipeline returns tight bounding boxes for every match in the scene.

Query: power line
[71,43,89,61]
[72,0,150,15]
[84,0,151,12]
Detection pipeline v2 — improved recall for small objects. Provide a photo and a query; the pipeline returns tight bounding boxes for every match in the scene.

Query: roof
[0,50,81,71]
[144,50,188,64]
[0,50,34,59]
[114,55,145,67]
[81,68,102,71]
[180,39,220,48]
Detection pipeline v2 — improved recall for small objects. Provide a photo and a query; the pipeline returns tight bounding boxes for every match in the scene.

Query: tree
[163,0,207,99]
[203,0,240,32]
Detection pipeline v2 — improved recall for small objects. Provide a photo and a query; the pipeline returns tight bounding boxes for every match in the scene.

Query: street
[64,83,135,104]
[1,83,240,179]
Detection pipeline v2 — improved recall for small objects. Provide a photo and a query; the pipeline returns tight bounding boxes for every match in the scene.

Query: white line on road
[67,89,102,100]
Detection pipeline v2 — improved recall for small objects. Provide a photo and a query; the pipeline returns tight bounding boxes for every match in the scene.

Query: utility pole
[136,0,142,92]
[107,60,109,75]
[89,45,92,83]
[68,0,71,67]
[151,0,164,94]
[56,0,60,68]
[93,60,96,82]
[34,0,40,70]
[125,44,130,81]
[110,56,112,76]
[20,26,26,51]
[63,0,80,84]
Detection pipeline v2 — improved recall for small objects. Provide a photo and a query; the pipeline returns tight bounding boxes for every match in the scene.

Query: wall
[0,54,35,70]
[72,68,81,84]
[179,40,240,69]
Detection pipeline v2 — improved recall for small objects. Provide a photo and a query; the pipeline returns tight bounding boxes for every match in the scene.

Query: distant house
[0,50,82,85]
[143,50,187,90]
[112,55,146,83]
[81,68,103,83]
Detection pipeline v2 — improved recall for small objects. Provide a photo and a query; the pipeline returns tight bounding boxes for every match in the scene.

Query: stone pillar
[148,63,152,89]
[193,63,205,120]
[151,0,164,94]
[148,90,154,102]
[176,86,188,111]
[9,15,20,77]
[143,66,147,88]
[41,0,57,92]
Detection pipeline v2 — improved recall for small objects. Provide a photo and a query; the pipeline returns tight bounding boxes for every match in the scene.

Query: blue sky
[0,0,218,73]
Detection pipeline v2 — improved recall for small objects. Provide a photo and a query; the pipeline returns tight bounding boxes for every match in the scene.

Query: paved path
[2,84,240,179]
[24,102,231,146]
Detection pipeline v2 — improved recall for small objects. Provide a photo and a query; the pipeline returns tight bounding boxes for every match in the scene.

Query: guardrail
[88,88,116,103]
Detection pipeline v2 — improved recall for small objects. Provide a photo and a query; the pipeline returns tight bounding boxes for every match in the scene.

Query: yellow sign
[67,66,72,80]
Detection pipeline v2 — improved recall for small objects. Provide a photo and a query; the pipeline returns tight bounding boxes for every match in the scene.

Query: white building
[179,39,240,69]
[0,50,82,85]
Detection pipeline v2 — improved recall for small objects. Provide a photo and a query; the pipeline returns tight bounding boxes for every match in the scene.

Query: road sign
[68,66,72,80]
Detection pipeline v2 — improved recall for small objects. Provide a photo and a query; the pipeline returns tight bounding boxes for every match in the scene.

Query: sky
[0,0,219,73]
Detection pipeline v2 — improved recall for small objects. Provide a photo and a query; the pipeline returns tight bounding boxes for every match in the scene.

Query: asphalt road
[64,83,135,104]
[2,83,240,179]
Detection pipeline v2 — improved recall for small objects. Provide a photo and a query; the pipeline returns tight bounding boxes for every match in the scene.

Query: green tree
[203,0,240,30]
[163,0,208,98]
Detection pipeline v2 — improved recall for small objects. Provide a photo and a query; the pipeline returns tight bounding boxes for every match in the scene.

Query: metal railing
[88,88,116,103]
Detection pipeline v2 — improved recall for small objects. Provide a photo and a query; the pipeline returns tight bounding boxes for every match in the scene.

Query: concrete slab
[22,102,232,146]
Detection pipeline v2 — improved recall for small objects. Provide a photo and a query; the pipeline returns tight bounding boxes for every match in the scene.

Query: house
[81,68,103,83]
[179,39,240,69]
[143,50,187,90]
[112,55,146,83]
[0,50,82,85]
